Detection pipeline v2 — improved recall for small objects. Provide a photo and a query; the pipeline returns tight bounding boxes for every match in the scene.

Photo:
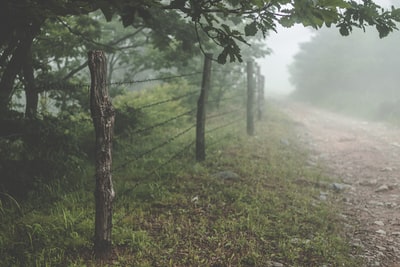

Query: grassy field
[0,102,361,266]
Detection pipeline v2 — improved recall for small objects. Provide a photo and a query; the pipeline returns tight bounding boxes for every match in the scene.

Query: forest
[290,24,400,122]
[1,0,400,266]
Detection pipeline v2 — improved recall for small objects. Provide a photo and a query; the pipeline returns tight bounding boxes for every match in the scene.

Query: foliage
[2,0,400,115]
[0,112,93,197]
[0,100,362,266]
[289,26,400,121]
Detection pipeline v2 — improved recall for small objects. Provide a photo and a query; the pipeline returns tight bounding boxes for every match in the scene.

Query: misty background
[258,0,400,121]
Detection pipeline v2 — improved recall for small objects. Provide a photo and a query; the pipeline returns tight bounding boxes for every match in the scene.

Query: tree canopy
[1,0,400,116]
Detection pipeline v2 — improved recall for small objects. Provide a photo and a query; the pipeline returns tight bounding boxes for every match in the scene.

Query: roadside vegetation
[0,88,362,266]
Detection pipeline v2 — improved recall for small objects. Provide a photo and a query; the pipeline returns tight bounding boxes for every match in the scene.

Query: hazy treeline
[289,26,400,122]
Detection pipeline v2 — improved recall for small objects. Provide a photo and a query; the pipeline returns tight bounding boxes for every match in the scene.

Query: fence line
[207,94,244,105]
[206,123,242,148]
[206,117,243,134]
[135,91,198,110]
[113,124,196,173]
[109,72,203,86]
[131,108,196,135]
[1,53,266,249]
[146,140,196,178]
[207,108,243,120]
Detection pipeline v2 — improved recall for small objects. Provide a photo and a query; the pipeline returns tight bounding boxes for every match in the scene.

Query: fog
[257,0,397,98]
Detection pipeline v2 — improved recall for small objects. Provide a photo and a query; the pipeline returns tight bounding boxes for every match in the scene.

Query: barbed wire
[206,126,241,149]
[31,72,203,93]
[113,124,196,172]
[110,72,203,86]
[111,139,195,230]
[208,93,244,103]
[135,91,198,110]
[33,69,242,93]
[207,108,243,121]
[206,118,243,134]
[145,140,195,179]
[131,108,196,136]
[115,138,195,200]
[211,69,243,74]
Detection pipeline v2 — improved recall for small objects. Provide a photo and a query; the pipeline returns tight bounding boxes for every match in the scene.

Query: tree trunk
[247,60,255,136]
[196,53,212,161]
[0,20,43,115]
[88,50,115,260]
[23,47,38,118]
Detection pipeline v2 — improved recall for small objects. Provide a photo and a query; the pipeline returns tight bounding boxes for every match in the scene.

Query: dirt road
[281,102,400,267]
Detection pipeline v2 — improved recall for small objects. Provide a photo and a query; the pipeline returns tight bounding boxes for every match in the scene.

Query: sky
[257,24,315,96]
[257,0,395,96]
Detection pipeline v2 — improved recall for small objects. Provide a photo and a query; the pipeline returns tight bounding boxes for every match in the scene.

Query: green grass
[0,102,362,266]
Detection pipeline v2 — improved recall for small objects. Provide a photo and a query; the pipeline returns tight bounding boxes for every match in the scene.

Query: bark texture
[88,50,115,260]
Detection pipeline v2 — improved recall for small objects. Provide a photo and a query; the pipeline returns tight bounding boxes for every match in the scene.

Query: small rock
[367,200,384,206]
[280,138,290,146]
[268,261,284,267]
[376,245,386,251]
[391,142,400,148]
[380,167,394,172]
[391,232,400,236]
[376,229,386,235]
[359,179,378,186]
[330,183,352,192]
[375,184,390,193]
[214,171,240,181]
[191,196,199,203]
[385,202,397,208]
[374,221,385,226]
[319,192,328,201]
[319,195,327,201]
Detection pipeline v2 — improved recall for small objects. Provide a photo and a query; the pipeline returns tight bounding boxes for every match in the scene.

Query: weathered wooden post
[256,65,264,120]
[259,75,265,116]
[88,50,115,260]
[247,60,255,135]
[196,53,212,161]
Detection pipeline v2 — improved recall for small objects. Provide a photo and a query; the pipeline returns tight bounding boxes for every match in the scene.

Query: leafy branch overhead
[102,0,400,63]
[1,0,400,115]
[2,0,400,66]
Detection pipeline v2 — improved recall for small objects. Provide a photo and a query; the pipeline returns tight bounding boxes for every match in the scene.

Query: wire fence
[1,55,266,239]
[109,67,247,177]
[106,66,248,228]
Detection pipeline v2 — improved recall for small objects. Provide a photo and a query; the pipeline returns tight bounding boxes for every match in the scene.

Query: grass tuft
[0,102,361,266]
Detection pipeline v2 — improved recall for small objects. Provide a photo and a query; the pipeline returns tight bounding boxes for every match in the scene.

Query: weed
[0,101,362,266]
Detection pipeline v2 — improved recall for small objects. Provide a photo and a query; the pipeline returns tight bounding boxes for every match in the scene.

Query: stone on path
[376,229,387,235]
[213,171,240,181]
[375,184,390,193]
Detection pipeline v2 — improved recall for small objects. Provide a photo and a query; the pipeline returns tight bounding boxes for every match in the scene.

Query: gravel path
[281,102,400,267]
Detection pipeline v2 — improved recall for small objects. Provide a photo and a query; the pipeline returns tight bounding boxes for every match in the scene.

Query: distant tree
[289,27,400,119]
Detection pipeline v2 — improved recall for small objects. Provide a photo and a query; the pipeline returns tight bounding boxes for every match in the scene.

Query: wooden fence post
[88,50,115,260]
[196,53,212,161]
[256,65,264,120]
[260,75,265,118]
[247,60,255,136]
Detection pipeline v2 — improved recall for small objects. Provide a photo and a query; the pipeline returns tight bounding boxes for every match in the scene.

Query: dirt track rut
[281,102,400,267]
